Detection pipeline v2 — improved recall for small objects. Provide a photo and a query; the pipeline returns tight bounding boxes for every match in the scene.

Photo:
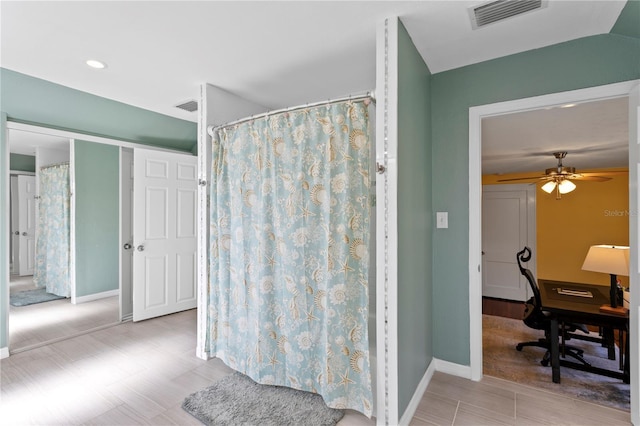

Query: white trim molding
[395,358,472,424]
[376,16,400,426]
[73,289,119,304]
[434,358,473,379]
[399,359,437,425]
[627,82,640,425]
[69,139,77,305]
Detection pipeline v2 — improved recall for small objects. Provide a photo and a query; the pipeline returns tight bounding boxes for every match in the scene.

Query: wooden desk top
[538,279,626,319]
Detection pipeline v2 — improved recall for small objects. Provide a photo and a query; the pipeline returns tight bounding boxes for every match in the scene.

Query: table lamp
[581,245,629,309]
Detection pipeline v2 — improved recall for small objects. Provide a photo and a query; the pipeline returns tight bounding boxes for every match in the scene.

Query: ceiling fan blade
[570,175,611,182]
[482,151,553,162]
[578,170,628,176]
[496,176,545,182]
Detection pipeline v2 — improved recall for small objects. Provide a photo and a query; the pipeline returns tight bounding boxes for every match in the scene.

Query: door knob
[123,243,132,250]
[14,231,19,235]
[137,245,145,252]
[22,232,27,236]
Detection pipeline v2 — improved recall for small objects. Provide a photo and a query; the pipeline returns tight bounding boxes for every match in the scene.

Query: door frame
[469,80,640,415]
[119,148,134,322]
[2,121,184,355]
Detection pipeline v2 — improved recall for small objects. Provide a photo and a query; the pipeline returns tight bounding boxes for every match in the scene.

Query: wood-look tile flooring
[413,372,630,425]
[0,308,632,425]
[9,275,120,352]
[1,309,374,425]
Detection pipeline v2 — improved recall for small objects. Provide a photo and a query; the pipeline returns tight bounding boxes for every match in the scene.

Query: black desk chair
[515,246,590,367]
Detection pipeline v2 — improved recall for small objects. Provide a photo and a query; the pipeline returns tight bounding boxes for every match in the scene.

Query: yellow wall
[483,168,629,287]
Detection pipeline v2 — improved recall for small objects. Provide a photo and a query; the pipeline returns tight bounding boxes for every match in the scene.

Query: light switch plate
[436,211,448,229]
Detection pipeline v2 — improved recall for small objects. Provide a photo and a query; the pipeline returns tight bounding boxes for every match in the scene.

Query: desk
[538,279,629,384]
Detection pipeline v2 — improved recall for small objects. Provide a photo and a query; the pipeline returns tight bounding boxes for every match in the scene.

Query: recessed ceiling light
[86,59,107,69]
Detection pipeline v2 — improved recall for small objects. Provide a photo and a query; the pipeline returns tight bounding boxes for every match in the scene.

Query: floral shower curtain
[208,100,373,416]
[34,163,70,297]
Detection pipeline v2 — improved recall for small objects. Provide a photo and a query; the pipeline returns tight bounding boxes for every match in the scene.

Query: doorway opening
[469,81,638,413]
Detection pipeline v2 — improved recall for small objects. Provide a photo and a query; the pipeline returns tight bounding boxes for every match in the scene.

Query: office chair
[515,246,590,367]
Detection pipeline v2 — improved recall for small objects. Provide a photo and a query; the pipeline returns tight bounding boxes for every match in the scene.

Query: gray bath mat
[182,372,345,426]
[10,288,65,306]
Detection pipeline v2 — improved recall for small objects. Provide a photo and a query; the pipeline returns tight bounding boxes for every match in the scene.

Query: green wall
[0,68,197,351]
[9,153,35,172]
[611,0,640,39]
[397,21,433,416]
[431,33,640,364]
[74,141,119,297]
[1,68,196,152]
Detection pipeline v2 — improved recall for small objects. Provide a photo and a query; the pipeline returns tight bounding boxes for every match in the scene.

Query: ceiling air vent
[470,0,546,29]
[175,100,198,113]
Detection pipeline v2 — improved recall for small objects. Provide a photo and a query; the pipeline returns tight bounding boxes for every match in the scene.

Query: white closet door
[132,149,197,321]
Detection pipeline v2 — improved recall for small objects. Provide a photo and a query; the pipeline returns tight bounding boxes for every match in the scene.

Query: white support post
[195,84,268,360]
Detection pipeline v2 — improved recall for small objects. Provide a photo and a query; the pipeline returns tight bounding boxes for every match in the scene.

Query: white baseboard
[433,358,473,380]
[73,289,119,304]
[399,360,437,425]
[0,346,9,359]
[395,358,473,425]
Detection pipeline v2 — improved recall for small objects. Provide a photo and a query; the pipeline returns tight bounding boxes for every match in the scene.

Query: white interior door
[17,175,36,276]
[482,185,535,301]
[133,149,197,321]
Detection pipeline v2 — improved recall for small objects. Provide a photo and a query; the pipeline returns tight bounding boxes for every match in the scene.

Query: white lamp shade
[581,245,630,276]
[558,179,576,194]
[541,181,557,193]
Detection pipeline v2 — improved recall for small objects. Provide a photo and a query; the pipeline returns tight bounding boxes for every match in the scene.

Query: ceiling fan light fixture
[558,179,576,194]
[541,181,557,193]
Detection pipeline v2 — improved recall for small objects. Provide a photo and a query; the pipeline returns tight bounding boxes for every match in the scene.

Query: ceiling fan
[497,151,616,199]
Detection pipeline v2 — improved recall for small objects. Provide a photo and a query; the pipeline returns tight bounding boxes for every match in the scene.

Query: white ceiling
[482,96,629,175]
[9,129,70,156]
[1,1,630,170]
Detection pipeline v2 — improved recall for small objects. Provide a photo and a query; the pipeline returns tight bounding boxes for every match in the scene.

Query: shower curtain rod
[208,90,375,136]
[40,161,69,170]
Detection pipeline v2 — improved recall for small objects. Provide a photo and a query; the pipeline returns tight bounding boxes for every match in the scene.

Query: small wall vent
[175,100,198,113]
[470,0,546,29]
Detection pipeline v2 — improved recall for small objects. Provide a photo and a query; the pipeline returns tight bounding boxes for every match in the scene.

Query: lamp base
[599,304,629,316]
[609,273,619,308]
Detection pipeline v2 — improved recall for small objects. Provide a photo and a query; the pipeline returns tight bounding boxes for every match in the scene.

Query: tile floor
[414,372,630,425]
[9,275,120,352]
[0,308,632,425]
